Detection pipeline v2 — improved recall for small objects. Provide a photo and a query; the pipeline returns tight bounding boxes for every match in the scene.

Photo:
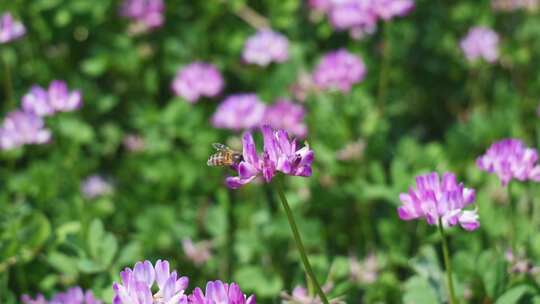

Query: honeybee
[207,143,243,167]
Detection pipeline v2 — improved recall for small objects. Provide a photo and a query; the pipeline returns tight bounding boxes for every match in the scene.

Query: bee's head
[233,153,243,162]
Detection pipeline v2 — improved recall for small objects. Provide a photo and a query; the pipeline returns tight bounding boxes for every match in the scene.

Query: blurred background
[2,0,540,303]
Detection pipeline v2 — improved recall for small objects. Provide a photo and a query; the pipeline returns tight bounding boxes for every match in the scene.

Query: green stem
[274,176,329,304]
[438,219,458,304]
[508,182,516,252]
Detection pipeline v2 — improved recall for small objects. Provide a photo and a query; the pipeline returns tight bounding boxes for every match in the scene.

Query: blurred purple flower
[21,294,48,304]
[397,172,479,231]
[281,284,341,304]
[350,253,379,284]
[477,138,540,186]
[48,80,83,112]
[460,26,499,63]
[120,0,165,31]
[189,280,255,304]
[310,0,414,37]
[123,134,145,152]
[0,13,25,44]
[0,111,51,150]
[226,126,314,189]
[22,86,54,117]
[308,0,333,12]
[211,94,266,131]
[242,29,289,66]
[22,81,82,116]
[113,260,188,304]
[373,0,415,20]
[492,0,539,11]
[312,49,366,92]
[22,287,102,304]
[505,249,540,275]
[263,100,307,138]
[171,62,224,103]
[182,238,213,266]
[328,0,378,33]
[81,175,113,199]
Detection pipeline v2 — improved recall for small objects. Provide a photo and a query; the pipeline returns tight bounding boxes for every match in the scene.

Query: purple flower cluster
[226,126,314,189]
[309,0,415,38]
[242,29,289,66]
[211,94,266,131]
[120,0,165,31]
[0,111,51,150]
[460,26,500,63]
[0,12,25,44]
[477,138,540,186]
[182,238,213,266]
[190,281,256,304]
[113,260,255,304]
[0,80,82,150]
[312,49,367,92]
[22,287,102,304]
[23,80,83,116]
[397,172,479,231]
[113,260,189,304]
[263,99,308,138]
[211,95,308,136]
[171,62,224,103]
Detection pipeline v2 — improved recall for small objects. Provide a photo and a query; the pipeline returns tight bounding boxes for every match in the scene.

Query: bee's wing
[212,143,229,151]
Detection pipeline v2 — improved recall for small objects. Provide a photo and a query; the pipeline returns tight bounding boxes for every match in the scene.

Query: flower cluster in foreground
[312,49,367,92]
[226,126,314,189]
[309,0,415,39]
[120,0,165,32]
[113,260,255,304]
[0,12,26,44]
[22,287,102,304]
[0,80,82,150]
[477,138,540,186]
[242,29,289,66]
[171,62,224,103]
[397,172,479,231]
[460,26,500,63]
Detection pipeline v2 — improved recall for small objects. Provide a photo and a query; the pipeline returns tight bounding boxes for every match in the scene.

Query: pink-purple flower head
[242,29,289,67]
[211,94,266,131]
[0,110,51,150]
[312,49,367,92]
[171,62,224,103]
[460,26,500,64]
[22,80,83,116]
[189,280,255,304]
[397,172,479,231]
[22,287,102,304]
[113,260,189,304]
[263,99,307,138]
[0,12,26,44]
[477,138,540,186]
[311,0,414,38]
[226,125,314,189]
[120,0,165,31]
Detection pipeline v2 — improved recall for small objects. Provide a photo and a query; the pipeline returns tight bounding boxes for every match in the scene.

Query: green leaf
[403,276,441,304]
[88,219,105,259]
[234,266,283,298]
[495,285,532,304]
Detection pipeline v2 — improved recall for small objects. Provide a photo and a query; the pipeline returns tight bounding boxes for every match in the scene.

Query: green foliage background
[2,0,540,303]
